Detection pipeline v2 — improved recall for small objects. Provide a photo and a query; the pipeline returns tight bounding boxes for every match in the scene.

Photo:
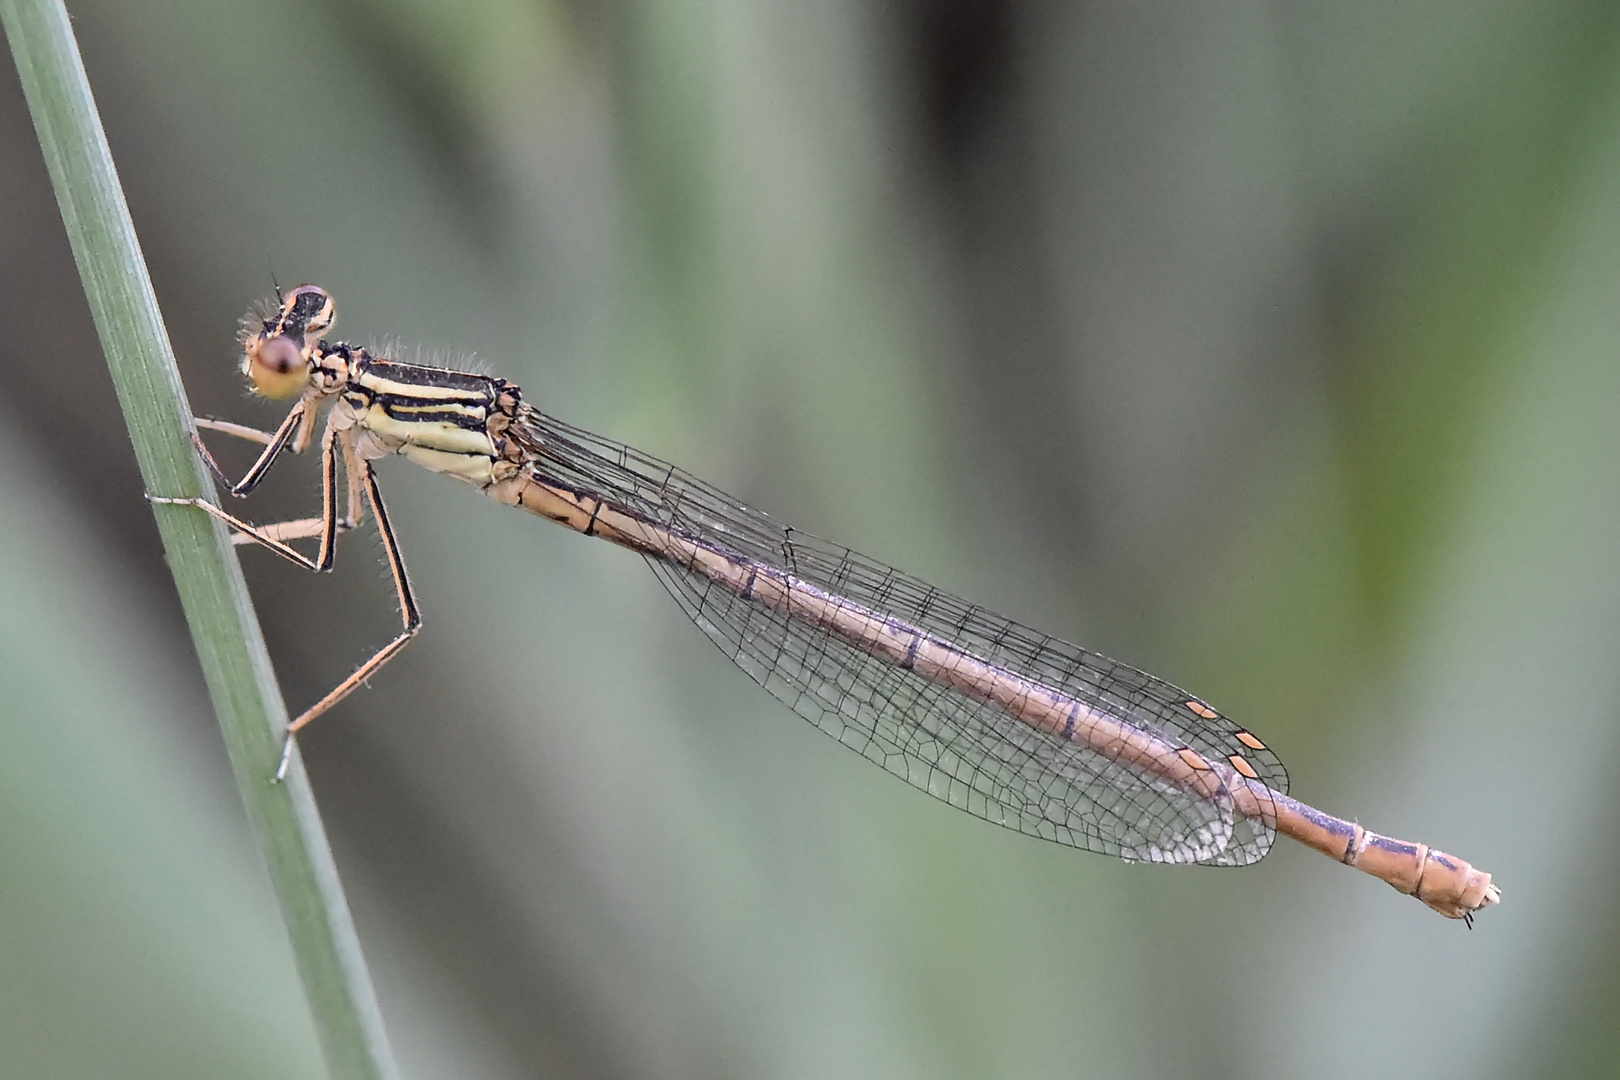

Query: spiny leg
[192,405,360,537]
[217,427,367,546]
[160,424,419,778]
[276,459,421,780]
[193,401,308,497]
[151,420,344,572]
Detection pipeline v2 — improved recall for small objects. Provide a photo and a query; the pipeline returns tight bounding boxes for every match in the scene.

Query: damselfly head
[240,285,336,399]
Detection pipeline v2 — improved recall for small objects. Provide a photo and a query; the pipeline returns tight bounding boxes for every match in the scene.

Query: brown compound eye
[244,333,311,399]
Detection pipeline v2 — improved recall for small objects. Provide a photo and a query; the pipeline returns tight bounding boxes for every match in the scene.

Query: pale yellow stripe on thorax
[355,401,495,458]
[353,370,493,402]
[399,443,496,485]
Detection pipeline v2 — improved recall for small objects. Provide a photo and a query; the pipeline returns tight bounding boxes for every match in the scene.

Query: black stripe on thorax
[355,354,500,395]
[345,353,501,431]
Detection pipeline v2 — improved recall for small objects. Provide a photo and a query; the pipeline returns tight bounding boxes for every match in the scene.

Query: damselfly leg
[154,409,421,779]
[191,402,311,497]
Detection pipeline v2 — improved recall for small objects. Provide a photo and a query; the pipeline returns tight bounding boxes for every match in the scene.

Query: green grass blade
[0,2,400,1077]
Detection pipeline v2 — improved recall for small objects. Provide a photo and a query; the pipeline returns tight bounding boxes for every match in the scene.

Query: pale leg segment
[194,417,277,445]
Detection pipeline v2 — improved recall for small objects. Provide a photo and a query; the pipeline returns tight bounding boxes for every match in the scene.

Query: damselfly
[153,286,1500,923]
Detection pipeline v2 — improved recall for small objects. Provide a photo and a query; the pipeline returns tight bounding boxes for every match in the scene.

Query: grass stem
[1,2,400,1076]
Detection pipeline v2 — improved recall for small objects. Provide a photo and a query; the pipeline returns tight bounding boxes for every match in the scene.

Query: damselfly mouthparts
[153,286,1500,922]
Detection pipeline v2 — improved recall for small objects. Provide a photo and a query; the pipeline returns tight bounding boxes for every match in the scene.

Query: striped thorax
[243,286,525,489]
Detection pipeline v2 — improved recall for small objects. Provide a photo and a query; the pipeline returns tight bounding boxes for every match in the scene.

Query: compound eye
[283,285,336,341]
[245,333,311,399]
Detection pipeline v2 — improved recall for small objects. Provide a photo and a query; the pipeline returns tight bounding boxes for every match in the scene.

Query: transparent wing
[518,410,1287,865]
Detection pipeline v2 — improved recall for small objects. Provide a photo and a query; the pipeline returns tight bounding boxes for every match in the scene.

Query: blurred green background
[3,2,1616,1077]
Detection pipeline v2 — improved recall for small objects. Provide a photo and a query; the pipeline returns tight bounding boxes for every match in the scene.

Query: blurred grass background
[2,2,1617,1077]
